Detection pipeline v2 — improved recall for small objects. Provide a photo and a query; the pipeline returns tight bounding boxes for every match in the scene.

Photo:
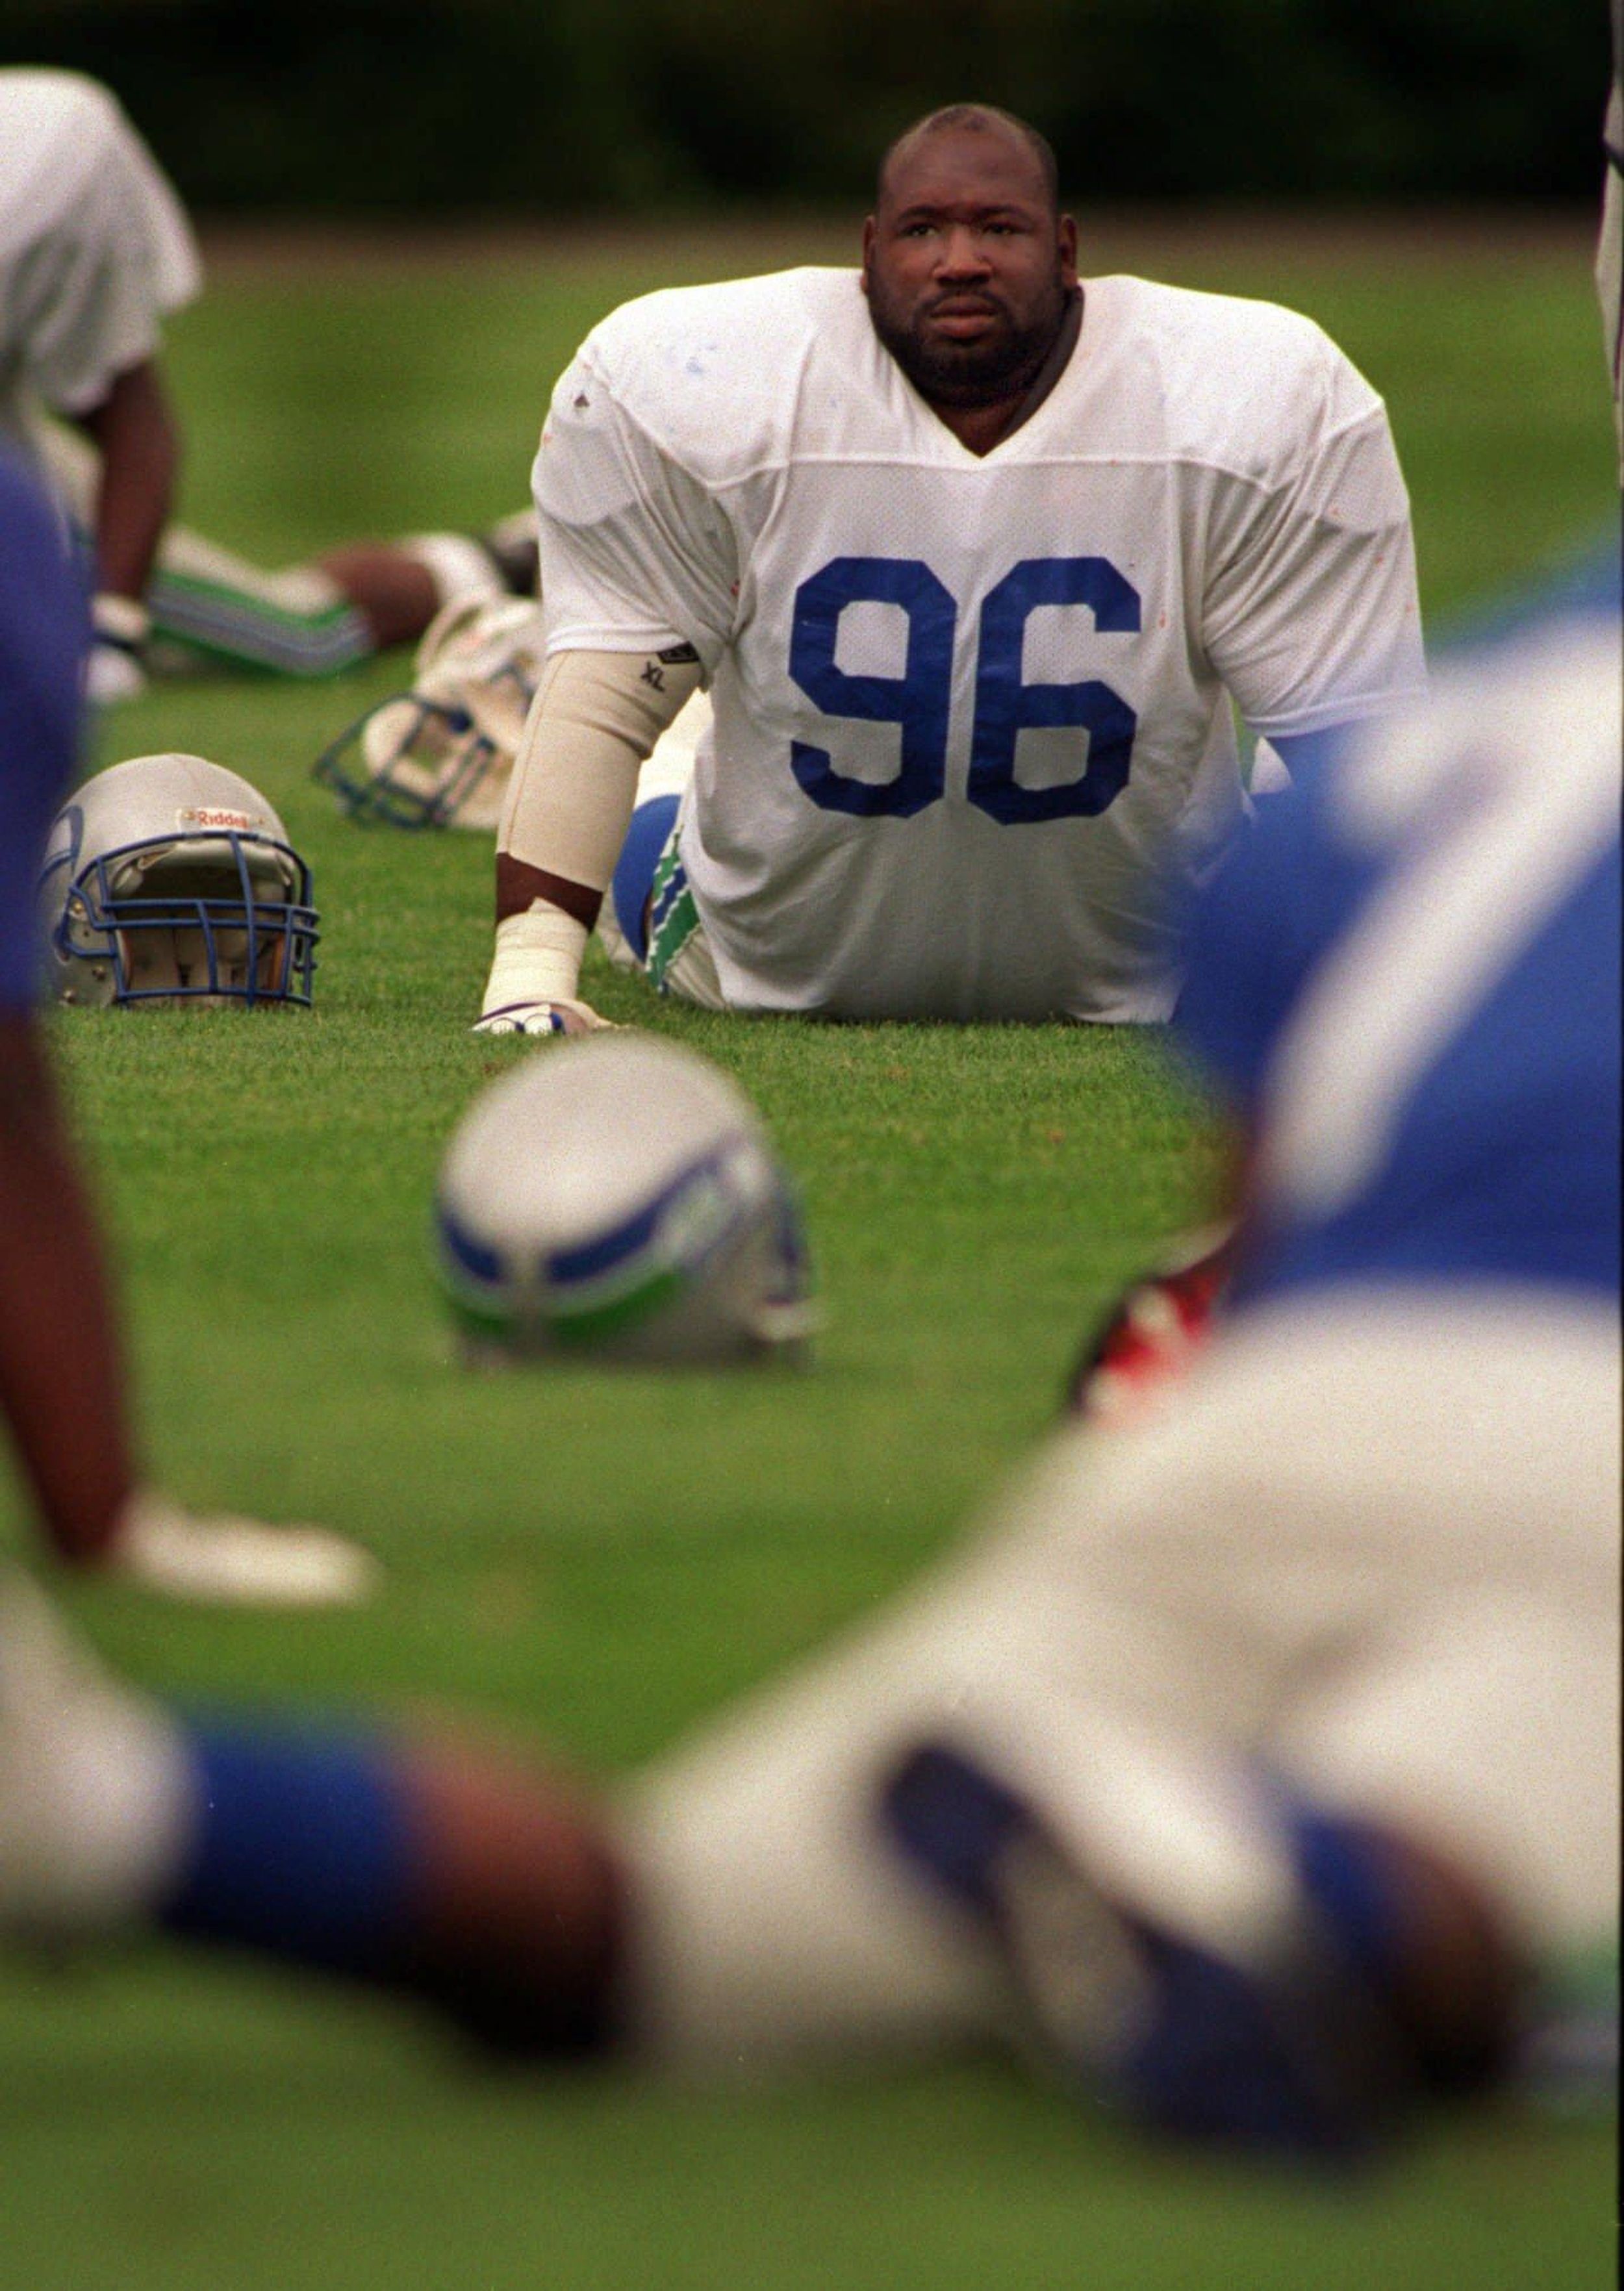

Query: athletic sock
[1282,1801,1524,2100]
[882,1741,1409,2162]
[159,1720,416,1978]
[611,794,681,961]
[157,1719,624,2060]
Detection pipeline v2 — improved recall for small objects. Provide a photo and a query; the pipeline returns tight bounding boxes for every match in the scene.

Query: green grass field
[3,216,1616,2290]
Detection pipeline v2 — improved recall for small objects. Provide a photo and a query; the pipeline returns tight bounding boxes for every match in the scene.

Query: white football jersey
[535,268,1425,1021]
[0,70,199,440]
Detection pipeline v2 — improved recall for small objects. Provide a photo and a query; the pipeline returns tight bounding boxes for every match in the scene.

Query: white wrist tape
[112,1486,379,1608]
[482,903,590,1014]
[92,592,151,648]
[498,647,703,891]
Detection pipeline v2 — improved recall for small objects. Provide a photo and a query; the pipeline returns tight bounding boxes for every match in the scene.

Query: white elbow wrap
[483,904,591,1014]
[498,647,703,891]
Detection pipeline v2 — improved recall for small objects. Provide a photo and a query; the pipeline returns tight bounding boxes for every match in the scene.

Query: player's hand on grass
[1065,1225,1236,1425]
[105,1489,381,1606]
[85,636,148,705]
[476,904,616,1037]
[471,996,617,1037]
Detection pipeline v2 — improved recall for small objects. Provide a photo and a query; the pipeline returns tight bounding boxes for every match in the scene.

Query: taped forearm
[498,648,702,892]
[0,1026,136,1562]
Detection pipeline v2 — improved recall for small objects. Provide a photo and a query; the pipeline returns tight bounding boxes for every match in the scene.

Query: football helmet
[435,1035,816,1364]
[40,753,318,1007]
[314,594,546,831]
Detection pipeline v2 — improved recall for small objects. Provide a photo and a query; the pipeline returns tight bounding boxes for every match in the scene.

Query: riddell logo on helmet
[176,806,261,831]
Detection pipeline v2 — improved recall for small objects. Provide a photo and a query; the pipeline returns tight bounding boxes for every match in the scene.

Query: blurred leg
[616,1292,1619,2091]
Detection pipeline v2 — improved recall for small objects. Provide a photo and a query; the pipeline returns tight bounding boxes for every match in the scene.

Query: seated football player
[477,101,1423,1035]
[0,66,533,700]
[6,556,1614,2164]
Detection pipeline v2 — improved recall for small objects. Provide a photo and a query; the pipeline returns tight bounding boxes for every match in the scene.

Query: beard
[867,270,1071,409]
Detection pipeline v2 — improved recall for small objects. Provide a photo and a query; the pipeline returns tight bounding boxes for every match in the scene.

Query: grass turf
[2,217,1616,2289]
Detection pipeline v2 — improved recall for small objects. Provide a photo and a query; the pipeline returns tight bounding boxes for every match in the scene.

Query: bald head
[876,105,1059,220]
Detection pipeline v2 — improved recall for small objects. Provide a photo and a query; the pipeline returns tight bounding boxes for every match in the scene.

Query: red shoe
[1065,1226,1236,1424]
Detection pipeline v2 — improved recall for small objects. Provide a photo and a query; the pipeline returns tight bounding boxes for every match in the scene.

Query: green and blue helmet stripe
[435,1132,783,1346]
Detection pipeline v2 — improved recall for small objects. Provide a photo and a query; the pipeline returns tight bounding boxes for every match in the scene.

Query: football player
[6,541,1614,2161]
[478,102,1425,1034]
[1073,19,1624,1422]
[3,112,1618,2185]
[0,442,374,1601]
[0,67,533,700]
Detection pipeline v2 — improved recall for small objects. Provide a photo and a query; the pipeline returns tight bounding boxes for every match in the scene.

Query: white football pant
[617,1287,1621,2069]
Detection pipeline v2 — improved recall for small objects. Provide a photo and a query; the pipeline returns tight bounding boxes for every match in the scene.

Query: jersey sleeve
[0,451,87,1005]
[1202,348,1426,742]
[531,346,741,677]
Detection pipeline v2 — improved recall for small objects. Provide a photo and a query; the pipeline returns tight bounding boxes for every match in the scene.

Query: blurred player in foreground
[477,100,1425,1034]
[5,528,1614,2158]
[0,444,375,1601]
[0,66,534,703]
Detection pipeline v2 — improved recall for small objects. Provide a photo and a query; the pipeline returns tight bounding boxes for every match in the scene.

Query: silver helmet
[314,595,546,831]
[39,753,318,1007]
[435,1035,816,1364]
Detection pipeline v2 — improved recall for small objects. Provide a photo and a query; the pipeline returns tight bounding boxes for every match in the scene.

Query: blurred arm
[0,1016,377,1601]
[0,1015,136,1561]
[72,356,179,605]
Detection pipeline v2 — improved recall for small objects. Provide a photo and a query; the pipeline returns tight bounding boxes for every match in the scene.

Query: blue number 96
[788,554,1140,823]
